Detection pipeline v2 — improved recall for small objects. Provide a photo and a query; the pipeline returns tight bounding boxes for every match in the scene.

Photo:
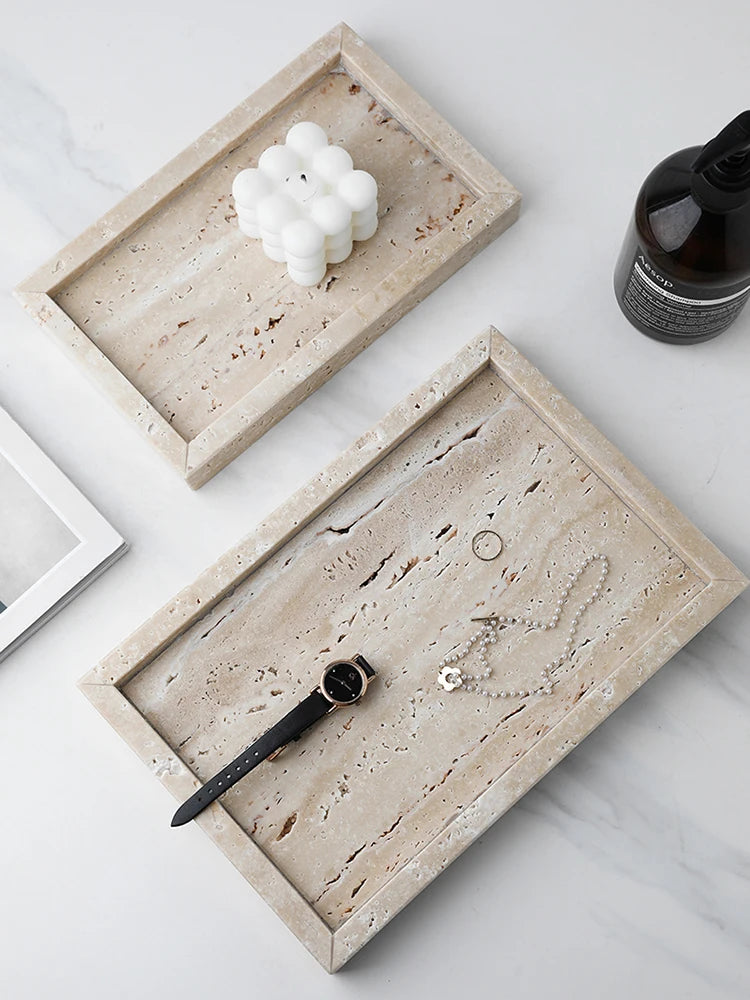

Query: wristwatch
[171,654,376,827]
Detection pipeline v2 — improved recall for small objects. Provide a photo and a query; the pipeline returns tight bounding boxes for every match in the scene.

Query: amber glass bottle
[614,111,750,344]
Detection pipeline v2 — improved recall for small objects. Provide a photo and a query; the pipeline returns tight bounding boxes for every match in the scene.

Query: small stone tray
[15,23,520,488]
[79,329,747,971]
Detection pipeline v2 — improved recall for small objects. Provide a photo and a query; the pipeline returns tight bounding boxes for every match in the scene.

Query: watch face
[321,660,366,705]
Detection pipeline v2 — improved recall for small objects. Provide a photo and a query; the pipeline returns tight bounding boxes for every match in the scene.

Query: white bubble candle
[232,122,379,286]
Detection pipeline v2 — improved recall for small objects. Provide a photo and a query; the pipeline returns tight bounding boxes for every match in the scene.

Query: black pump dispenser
[614,111,750,343]
[692,111,750,210]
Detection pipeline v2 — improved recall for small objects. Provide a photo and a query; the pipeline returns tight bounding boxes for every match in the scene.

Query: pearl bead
[435,554,607,701]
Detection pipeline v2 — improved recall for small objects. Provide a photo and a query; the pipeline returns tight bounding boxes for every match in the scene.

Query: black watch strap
[353,654,376,678]
[171,688,332,827]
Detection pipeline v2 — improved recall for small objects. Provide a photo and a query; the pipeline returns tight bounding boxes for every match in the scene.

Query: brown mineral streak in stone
[51,71,476,442]
[83,330,746,969]
[123,366,705,928]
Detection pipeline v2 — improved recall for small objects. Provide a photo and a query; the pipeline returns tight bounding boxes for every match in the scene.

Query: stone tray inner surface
[123,367,702,930]
[53,70,475,442]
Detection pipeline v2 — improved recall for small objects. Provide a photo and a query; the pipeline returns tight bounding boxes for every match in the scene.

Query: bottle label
[621,251,750,337]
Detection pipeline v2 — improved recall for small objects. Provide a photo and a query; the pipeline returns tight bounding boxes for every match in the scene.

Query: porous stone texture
[54,72,469,441]
[124,362,703,922]
[16,25,520,487]
[82,330,747,971]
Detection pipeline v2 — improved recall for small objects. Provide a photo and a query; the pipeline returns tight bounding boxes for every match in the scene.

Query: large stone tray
[15,23,519,487]
[79,329,747,971]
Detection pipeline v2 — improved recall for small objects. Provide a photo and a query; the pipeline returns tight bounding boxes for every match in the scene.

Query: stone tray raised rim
[14,22,520,488]
[79,327,747,972]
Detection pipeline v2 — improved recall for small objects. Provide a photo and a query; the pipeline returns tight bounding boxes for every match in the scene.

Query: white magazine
[0,407,126,662]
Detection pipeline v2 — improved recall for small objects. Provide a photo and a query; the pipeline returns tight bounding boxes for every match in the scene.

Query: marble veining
[0,52,129,242]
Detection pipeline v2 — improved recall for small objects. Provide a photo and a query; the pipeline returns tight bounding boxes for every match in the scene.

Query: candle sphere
[313,145,355,185]
[257,145,301,182]
[338,170,378,213]
[285,121,329,159]
[232,122,379,286]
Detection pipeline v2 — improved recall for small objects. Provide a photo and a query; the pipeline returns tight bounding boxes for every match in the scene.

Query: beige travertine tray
[80,329,747,972]
[14,23,519,488]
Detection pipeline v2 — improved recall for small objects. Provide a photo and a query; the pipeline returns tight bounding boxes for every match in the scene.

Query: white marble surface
[0,1,748,997]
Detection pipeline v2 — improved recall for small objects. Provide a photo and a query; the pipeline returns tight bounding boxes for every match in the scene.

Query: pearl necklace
[437,553,609,699]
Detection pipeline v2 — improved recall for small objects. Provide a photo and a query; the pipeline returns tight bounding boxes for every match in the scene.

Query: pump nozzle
[692,110,750,174]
